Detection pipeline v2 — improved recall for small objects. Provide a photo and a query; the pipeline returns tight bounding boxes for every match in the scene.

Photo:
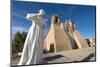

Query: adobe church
[44,15,90,53]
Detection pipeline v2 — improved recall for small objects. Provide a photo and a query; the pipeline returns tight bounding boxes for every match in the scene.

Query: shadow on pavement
[43,55,64,61]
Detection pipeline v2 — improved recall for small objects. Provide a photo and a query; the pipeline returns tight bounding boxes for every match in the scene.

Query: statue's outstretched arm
[26,13,39,21]
[26,9,45,21]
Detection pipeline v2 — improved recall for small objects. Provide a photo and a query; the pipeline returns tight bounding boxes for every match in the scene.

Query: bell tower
[51,15,60,24]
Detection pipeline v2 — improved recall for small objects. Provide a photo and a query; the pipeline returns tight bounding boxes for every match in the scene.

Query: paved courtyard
[11,47,95,66]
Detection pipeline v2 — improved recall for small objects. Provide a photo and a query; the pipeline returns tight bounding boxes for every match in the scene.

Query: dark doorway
[73,40,79,49]
[50,43,54,52]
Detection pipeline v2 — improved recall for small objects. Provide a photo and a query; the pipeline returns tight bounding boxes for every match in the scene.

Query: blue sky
[12,1,96,39]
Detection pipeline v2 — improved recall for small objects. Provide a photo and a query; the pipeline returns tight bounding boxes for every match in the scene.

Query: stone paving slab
[43,47,95,64]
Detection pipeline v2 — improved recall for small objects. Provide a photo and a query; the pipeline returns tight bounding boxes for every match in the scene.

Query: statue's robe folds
[18,13,45,65]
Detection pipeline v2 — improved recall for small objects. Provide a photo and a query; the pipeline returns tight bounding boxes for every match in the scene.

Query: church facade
[44,15,92,53]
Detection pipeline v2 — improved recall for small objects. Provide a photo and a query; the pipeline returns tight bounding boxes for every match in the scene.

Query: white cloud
[12,12,25,18]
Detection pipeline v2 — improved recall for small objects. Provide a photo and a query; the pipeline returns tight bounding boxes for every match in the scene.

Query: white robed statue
[18,9,46,65]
